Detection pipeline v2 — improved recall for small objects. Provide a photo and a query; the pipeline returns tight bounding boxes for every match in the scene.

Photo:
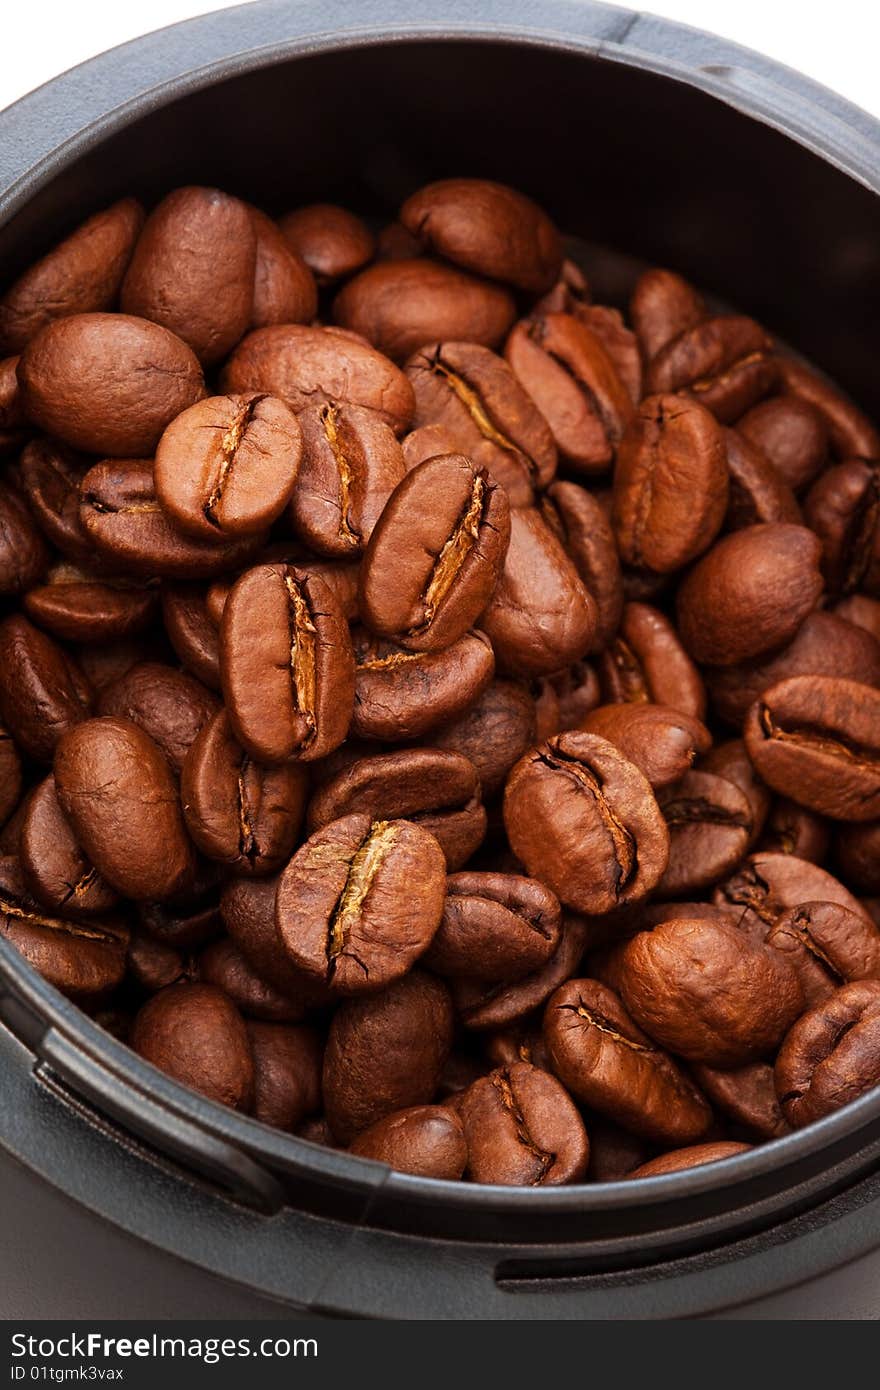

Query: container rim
[2,0,880,1228]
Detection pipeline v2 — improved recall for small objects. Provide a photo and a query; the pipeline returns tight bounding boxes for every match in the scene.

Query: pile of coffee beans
[2,178,880,1186]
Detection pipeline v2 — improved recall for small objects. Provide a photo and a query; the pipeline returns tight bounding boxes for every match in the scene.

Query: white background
[1,0,880,119]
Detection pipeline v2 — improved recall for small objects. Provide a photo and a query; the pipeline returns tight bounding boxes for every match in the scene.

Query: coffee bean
[619,917,803,1066]
[221,324,414,436]
[0,482,50,595]
[322,971,453,1141]
[248,207,317,328]
[54,716,195,901]
[745,675,880,821]
[155,393,302,540]
[612,395,728,573]
[775,980,880,1127]
[627,1143,751,1179]
[160,583,221,689]
[543,978,712,1144]
[587,1118,652,1182]
[541,483,623,653]
[307,747,485,871]
[220,563,354,764]
[777,357,880,460]
[0,355,28,453]
[580,703,711,791]
[350,627,494,742]
[132,982,254,1110]
[360,454,510,652]
[691,1061,789,1140]
[199,938,307,1022]
[804,459,880,596]
[453,915,588,1031]
[723,426,802,530]
[248,1021,322,1131]
[506,312,633,471]
[19,437,93,563]
[647,315,777,422]
[656,770,754,896]
[0,854,127,1000]
[127,929,192,993]
[761,799,830,863]
[0,615,91,762]
[276,813,446,994]
[0,726,22,828]
[350,1104,467,1180]
[400,179,561,292]
[504,733,669,915]
[23,561,156,644]
[0,199,144,353]
[767,901,880,1006]
[182,709,307,876]
[334,259,516,362]
[676,523,824,666]
[279,204,375,285]
[18,313,205,456]
[835,820,880,893]
[598,600,706,720]
[701,739,771,847]
[714,852,870,943]
[459,1061,589,1185]
[220,875,331,1010]
[96,661,219,773]
[406,341,556,506]
[289,401,404,559]
[630,268,706,361]
[425,871,560,981]
[20,775,118,915]
[432,679,536,798]
[738,395,827,492]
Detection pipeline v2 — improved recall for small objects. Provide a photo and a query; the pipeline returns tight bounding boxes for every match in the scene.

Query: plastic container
[1,0,880,1319]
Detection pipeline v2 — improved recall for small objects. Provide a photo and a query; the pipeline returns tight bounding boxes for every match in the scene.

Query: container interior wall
[1,40,879,414]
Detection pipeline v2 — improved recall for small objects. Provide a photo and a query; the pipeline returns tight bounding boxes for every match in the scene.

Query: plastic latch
[34,1026,286,1215]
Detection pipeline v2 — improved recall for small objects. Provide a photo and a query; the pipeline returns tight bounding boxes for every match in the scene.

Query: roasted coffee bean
[804,459,880,596]
[775,980,880,1127]
[0,854,127,1000]
[0,615,91,762]
[137,864,224,951]
[701,739,771,847]
[506,313,633,472]
[290,401,404,557]
[836,820,880,893]
[400,179,561,293]
[279,204,375,285]
[248,207,317,328]
[706,609,880,726]
[248,1021,322,1131]
[691,1062,789,1140]
[182,709,307,875]
[777,356,880,460]
[406,341,556,507]
[745,675,880,821]
[598,601,706,721]
[485,1022,552,1072]
[656,771,754,896]
[351,627,494,742]
[322,971,454,1142]
[0,199,144,353]
[459,1062,589,1185]
[23,561,156,644]
[676,523,824,666]
[221,563,354,764]
[767,901,880,1006]
[761,799,830,863]
[20,775,118,915]
[627,1143,751,1179]
[360,454,510,652]
[612,395,728,573]
[80,459,264,579]
[504,733,668,916]
[307,748,485,871]
[0,355,27,452]
[0,726,22,827]
[334,259,516,362]
[54,717,195,901]
[19,437,92,563]
[220,875,331,1009]
[132,982,254,1110]
[155,393,302,540]
[723,426,802,530]
[480,507,596,678]
[160,583,221,689]
[121,186,255,364]
[562,301,642,404]
[738,395,827,492]
[544,978,712,1144]
[425,872,560,981]
[350,1104,467,1179]
[833,592,880,642]
[580,703,711,792]
[127,929,192,993]
[550,662,601,731]
[453,915,588,1030]
[96,661,219,773]
[221,324,414,436]
[619,917,803,1066]
[647,315,777,422]
[18,313,204,456]
[630,268,706,361]
[276,813,446,994]
[541,482,623,652]
[587,1118,652,1182]
[714,851,870,943]
[0,482,49,594]
[432,679,536,798]
[199,938,307,1022]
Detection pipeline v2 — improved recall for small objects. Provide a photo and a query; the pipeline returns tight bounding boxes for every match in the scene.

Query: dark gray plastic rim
[2,0,880,1228]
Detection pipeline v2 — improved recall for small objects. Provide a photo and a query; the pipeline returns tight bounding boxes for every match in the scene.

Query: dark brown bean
[0,482,50,595]
[160,583,221,689]
[723,426,802,530]
[459,1062,589,1185]
[767,900,880,1006]
[23,562,156,644]
[0,615,91,762]
[647,315,777,422]
[425,871,560,981]
[432,679,536,798]
[541,481,623,652]
[199,938,307,1023]
[279,204,375,285]
[776,357,880,460]
[453,915,588,1031]
[738,395,827,492]
[96,661,218,773]
[714,851,870,943]
[131,982,254,1110]
[20,775,118,915]
[691,1062,789,1140]
[627,1143,751,1179]
[656,770,754,896]
[629,268,706,361]
[580,703,711,791]
[248,1022,322,1131]
[290,401,404,557]
[350,1104,467,1180]
[775,980,880,1127]
[248,207,317,328]
[19,437,92,563]
[351,627,494,742]
[598,601,706,721]
[804,459,880,596]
